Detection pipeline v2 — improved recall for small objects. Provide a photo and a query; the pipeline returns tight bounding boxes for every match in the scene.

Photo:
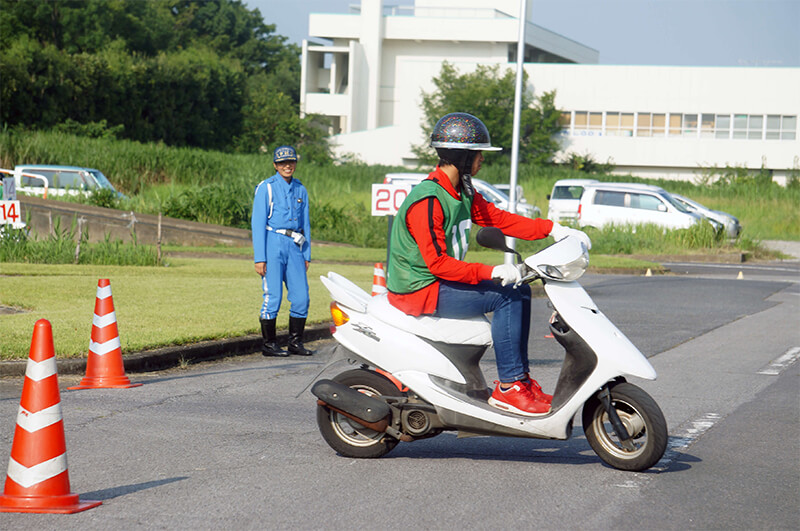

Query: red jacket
[388,167,553,315]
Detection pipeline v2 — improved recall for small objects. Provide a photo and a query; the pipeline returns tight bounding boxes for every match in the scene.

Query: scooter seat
[368,293,492,346]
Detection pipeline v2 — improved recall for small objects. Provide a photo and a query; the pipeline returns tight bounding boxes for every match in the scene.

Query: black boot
[260,319,288,357]
[287,316,313,356]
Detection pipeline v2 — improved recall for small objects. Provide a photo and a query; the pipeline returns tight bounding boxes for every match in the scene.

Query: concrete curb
[0,323,332,378]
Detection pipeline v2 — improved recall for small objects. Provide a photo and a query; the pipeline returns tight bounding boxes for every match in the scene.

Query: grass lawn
[0,258,374,361]
[0,248,659,360]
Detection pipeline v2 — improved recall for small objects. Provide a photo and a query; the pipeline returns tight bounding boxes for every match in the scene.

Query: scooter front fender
[545,281,657,381]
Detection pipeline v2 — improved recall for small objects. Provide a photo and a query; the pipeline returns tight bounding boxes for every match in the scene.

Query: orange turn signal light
[330,301,349,327]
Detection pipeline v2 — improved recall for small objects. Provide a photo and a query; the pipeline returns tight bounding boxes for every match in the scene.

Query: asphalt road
[0,271,798,530]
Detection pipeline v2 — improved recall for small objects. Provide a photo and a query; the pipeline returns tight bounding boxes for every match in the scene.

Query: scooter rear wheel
[317,369,405,458]
[582,382,668,471]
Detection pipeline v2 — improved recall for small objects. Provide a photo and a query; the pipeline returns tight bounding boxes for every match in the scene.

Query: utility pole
[506,0,528,265]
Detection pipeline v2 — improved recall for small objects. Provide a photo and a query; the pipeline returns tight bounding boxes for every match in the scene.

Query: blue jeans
[436,280,532,383]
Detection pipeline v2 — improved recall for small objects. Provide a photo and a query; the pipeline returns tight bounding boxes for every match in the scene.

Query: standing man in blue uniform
[252,145,313,356]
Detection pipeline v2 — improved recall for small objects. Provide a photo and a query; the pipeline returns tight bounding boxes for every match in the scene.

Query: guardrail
[0,168,50,199]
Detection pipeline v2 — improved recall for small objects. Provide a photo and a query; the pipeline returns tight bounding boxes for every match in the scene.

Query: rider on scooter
[386,112,591,416]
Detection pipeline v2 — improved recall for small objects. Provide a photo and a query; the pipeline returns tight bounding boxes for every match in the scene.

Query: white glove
[549,222,592,250]
[492,263,522,287]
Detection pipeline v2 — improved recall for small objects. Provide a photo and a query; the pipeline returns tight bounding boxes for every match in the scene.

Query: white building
[301,0,800,183]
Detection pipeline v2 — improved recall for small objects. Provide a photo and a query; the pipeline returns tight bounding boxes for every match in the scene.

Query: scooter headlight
[538,246,589,281]
[541,265,564,279]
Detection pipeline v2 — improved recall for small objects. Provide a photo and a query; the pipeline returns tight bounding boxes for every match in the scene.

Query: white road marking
[653,412,722,471]
[757,346,800,375]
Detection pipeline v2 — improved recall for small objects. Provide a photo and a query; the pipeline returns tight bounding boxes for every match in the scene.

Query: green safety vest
[387,179,473,294]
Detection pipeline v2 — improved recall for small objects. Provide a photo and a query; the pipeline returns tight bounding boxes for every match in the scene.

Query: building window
[682,114,698,136]
[652,114,666,136]
[573,111,602,135]
[781,115,797,140]
[605,112,619,136]
[733,114,748,139]
[765,115,797,140]
[766,115,782,140]
[748,115,763,139]
[668,114,682,136]
[589,112,602,132]
[609,112,634,136]
[574,111,588,129]
[700,114,715,138]
[637,113,652,137]
[560,111,796,141]
[716,114,731,139]
[559,112,571,130]
[637,113,666,137]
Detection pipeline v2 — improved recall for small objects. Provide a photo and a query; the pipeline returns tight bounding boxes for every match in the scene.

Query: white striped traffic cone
[0,319,102,513]
[68,279,141,390]
[371,263,387,296]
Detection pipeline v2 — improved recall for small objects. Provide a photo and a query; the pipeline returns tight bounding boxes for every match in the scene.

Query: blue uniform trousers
[260,231,309,320]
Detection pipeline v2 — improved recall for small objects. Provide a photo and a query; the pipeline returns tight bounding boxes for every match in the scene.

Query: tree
[0,0,323,158]
[415,61,563,166]
[234,72,330,163]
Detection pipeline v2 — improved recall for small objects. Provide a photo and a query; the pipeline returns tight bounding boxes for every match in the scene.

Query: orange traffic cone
[371,263,387,296]
[0,319,102,513]
[68,279,142,390]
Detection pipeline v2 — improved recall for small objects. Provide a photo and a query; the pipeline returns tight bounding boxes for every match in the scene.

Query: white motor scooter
[312,228,668,471]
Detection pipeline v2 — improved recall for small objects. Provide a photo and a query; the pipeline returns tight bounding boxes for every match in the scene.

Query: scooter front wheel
[317,369,405,458]
[582,382,668,471]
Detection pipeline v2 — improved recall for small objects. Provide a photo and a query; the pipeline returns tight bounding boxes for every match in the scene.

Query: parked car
[669,193,741,238]
[577,182,713,231]
[493,183,528,205]
[546,178,599,223]
[383,173,541,218]
[12,165,123,198]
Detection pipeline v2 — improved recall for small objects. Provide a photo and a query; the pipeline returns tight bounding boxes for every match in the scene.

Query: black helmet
[430,112,501,151]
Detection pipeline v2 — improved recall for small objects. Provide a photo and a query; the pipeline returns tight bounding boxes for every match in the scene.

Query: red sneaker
[524,374,553,404]
[488,380,551,416]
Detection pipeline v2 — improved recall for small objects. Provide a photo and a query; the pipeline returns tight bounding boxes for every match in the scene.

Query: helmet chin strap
[460,173,474,198]
[458,153,476,198]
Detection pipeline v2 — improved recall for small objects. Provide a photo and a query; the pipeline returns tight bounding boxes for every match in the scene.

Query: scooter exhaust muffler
[312,379,411,441]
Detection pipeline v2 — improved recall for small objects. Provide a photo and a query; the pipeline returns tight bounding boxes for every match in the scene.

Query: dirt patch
[0,305,28,315]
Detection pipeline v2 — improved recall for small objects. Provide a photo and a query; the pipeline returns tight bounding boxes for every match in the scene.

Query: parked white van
[577,182,706,230]
[546,178,598,223]
[12,165,122,198]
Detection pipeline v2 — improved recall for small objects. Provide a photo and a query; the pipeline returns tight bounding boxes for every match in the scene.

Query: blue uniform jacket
[252,173,311,263]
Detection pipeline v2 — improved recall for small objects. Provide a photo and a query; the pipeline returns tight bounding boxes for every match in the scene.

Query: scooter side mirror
[476,227,510,252]
[476,227,524,264]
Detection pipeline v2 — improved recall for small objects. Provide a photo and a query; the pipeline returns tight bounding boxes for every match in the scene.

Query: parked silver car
[670,193,741,238]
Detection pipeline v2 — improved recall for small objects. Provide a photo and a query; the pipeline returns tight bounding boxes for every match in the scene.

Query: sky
[244,0,799,67]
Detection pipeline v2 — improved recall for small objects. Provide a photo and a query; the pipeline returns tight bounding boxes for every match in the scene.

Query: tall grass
[2,128,797,245]
[0,218,160,266]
